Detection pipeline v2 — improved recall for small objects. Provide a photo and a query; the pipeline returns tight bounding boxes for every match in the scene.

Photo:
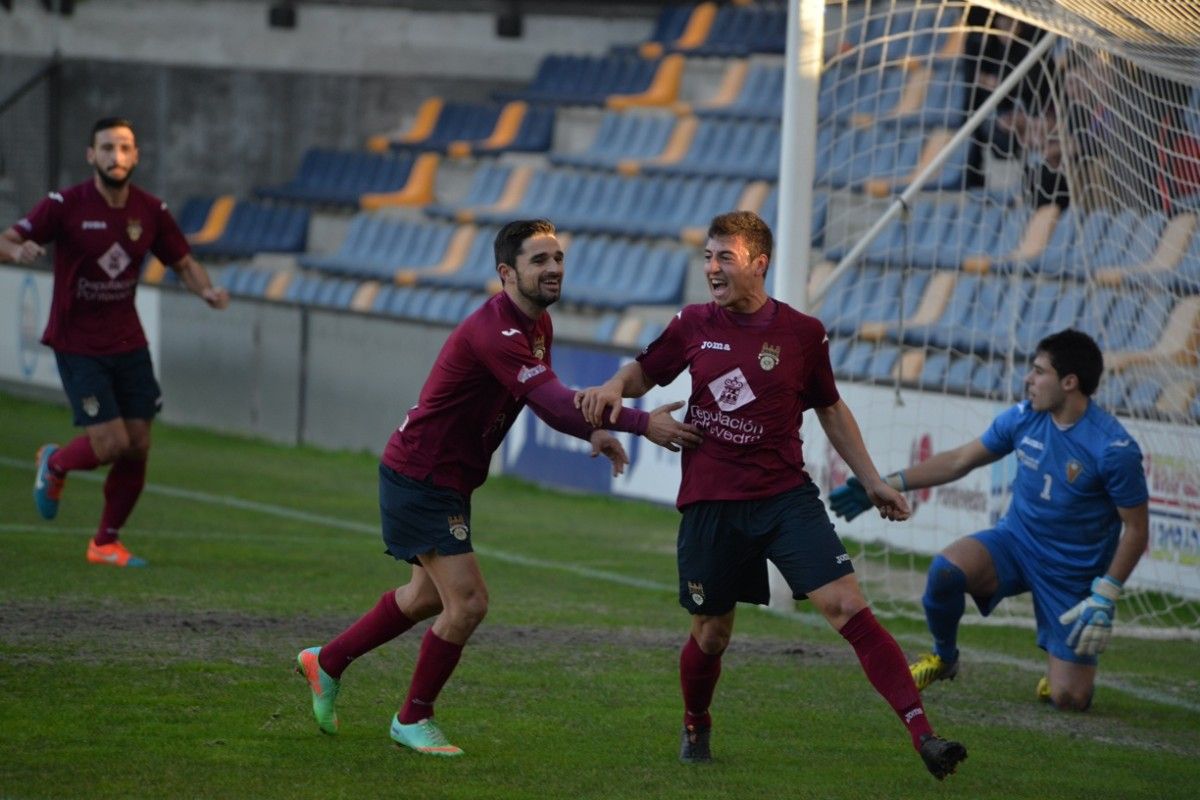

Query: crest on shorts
[532,335,546,361]
[126,218,142,242]
[687,580,705,606]
[1065,459,1083,484]
[758,343,781,371]
[448,514,469,541]
[82,395,100,417]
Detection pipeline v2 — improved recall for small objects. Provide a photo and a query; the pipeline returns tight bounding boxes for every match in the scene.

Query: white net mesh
[801,0,1200,636]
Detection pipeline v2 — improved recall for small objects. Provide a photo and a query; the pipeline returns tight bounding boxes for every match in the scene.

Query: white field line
[1,456,1197,713]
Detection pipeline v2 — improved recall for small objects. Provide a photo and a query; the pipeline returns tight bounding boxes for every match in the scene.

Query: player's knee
[924,554,966,603]
[693,623,731,655]
[455,589,489,629]
[1052,686,1093,712]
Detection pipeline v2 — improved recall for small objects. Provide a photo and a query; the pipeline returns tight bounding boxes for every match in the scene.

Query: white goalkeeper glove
[1058,575,1122,657]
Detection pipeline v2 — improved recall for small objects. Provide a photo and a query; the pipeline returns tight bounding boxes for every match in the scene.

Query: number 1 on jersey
[1040,473,1053,500]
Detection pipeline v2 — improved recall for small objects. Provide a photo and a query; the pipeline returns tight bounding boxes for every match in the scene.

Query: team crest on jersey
[82,396,100,417]
[532,334,546,361]
[758,343,781,371]
[1066,459,1083,483]
[448,514,470,541]
[687,581,705,606]
[126,218,142,242]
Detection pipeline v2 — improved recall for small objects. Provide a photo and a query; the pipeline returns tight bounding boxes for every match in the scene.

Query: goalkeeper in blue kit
[829,330,1149,711]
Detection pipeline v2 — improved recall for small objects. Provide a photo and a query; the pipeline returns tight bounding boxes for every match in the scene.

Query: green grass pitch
[1,391,1198,799]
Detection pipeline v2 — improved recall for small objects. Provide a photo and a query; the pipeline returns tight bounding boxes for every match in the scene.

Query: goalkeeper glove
[829,477,871,521]
[829,474,906,521]
[1058,575,1122,657]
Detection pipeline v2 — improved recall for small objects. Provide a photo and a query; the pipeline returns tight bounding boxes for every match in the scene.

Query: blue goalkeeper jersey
[981,399,1148,576]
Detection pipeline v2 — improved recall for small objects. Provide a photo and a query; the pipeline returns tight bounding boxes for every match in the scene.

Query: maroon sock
[318,591,416,679]
[93,457,147,546]
[49,436,101,475]
[398,628,464,724]
[840,608,934,749]
[680,635,722,729]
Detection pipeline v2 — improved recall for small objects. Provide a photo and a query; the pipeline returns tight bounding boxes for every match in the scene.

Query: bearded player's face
[88,126,139,189]
[511,233,564,309]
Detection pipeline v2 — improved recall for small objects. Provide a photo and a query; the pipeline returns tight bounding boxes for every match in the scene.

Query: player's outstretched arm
[814,400,909,522]
[829,438,999,520]
[576,362,656,426]
[171,254,230,309]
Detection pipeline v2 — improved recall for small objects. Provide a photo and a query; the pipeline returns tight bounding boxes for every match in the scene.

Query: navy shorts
[971,526,1099,665]
[55,348,162,426]
[379,464,473,565]
[677,482,855,616]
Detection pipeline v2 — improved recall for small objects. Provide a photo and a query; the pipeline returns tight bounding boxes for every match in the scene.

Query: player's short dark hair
[707,210,774,265]
[494,218,556,270]
[1036,329,1104,396]
[91,117,136,145]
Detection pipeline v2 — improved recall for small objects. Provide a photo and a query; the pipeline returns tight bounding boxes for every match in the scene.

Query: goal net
[797,0,1200,637]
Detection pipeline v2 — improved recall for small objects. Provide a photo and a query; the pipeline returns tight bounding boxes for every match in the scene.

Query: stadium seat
[256,148,416,208]
[550,111,676,171]
[298,217,456,281]
[190,200,310,259]
[695,61,783,120]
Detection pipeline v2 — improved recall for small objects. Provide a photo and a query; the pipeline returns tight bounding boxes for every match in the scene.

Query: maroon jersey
[637,299,839,508]
[382,291,557,497]
[14,181,190,355]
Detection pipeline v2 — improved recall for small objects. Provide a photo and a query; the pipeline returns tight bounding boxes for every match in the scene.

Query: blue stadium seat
[696,62,783,120]
[191,201,310,259]
[256,148,416,208]
[551,112,676,170]
[641,118,781,181]
[299,217,456,279]
[495,53,661,106]
[425,162,513,220]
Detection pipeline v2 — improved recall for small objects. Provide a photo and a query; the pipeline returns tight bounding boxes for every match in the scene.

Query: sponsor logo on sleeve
[517,364,547,384]
[49,192,64,203]
[501,328,520,336]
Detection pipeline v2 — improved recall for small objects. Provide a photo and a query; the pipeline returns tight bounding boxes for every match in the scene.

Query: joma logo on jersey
[701,341,731,351]
[81,220,108,230]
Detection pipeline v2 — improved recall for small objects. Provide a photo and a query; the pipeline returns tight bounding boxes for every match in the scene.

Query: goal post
[775,0,1200,637]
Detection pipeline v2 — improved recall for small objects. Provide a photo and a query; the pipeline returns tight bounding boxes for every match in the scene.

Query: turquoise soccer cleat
[389,715,463,757]
[295,646,340,735]
[33,444,64,520]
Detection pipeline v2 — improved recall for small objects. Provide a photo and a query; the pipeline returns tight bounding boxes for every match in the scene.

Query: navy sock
[922,555,966,662]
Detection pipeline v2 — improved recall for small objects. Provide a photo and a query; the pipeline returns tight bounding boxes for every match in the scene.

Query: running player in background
[830,329,1149,711]
[577,211,966,780]
[296,218,702,757]
[0,116,229,568]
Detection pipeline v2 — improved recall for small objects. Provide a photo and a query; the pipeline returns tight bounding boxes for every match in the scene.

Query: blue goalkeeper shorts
[971,525,1099,665]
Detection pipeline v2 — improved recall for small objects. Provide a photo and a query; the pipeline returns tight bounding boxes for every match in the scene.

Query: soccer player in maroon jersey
[0,117,229,568]
[295,218,701,756]
[577,211,967,779]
